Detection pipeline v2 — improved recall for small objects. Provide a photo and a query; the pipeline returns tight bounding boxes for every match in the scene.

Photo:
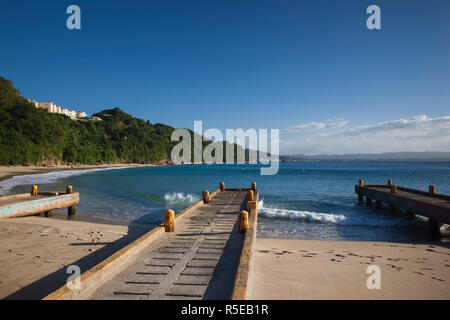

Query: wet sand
[0,216,149,299]
[0,164,153,183]
[251,238,450,299]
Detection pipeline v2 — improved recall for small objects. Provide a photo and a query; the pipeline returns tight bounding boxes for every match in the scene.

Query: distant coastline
[280,151,450,162]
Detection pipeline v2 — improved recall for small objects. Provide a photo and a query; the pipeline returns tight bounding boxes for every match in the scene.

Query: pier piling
[220,182,225,191]
[251,182,257,191]
[238,210,249,233]
[66,185,76,217]
[31,185,37,196]
[164,209,175,232]
[429,218,440,234]
[203,190,210,204]
[429,185,435,195]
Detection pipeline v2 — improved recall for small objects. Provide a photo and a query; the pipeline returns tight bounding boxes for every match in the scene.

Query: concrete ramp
[90,190,247,300]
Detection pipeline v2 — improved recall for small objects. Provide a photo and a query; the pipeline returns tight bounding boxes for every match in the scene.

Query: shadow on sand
[3,216,155,300]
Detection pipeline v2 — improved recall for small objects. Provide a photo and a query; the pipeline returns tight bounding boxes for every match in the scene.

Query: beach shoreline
[0,163,159,183]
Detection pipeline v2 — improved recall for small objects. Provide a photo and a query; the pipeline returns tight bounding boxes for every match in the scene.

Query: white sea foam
[258,198,409,227]
[164,192,197,204]
[0,166,130,195]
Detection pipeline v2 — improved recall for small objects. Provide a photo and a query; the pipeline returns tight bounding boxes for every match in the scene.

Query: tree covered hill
[0,76,193,165]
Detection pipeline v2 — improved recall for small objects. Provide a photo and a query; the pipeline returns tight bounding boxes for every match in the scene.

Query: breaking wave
[258,199,410,227]
[0,167,130,195]
[164,192,197,205]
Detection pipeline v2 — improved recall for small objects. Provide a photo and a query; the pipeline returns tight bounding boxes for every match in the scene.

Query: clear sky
[1,0,449,154]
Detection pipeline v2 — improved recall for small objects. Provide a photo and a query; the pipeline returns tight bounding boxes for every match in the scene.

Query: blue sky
[1,0,449,154]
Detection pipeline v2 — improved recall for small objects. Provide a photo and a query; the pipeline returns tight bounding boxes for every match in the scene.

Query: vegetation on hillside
[0,76,244,165]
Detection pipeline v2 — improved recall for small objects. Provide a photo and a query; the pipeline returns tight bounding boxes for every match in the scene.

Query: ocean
[1,162,449,242]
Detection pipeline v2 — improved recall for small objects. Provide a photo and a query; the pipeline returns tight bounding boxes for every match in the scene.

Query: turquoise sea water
[1,162,449,241]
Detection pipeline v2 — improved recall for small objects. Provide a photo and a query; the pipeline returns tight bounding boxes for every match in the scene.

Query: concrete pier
[44,187,258,300]
[355,181,450,233]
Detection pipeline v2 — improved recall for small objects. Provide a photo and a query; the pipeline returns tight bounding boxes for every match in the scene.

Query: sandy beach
[251,238,450,299]
[0,164,154,183]
[0,216,149,299]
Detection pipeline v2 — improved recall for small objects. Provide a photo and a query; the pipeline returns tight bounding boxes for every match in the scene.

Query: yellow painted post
[358,179,364,186]
[220,182,225,192]
[247,190,254,201]
[251,182,256,191]
[247,200,257,213]
[238,210,249,233]
[67,185,76,216]
[202,190,210,204]
[391,185,398,193]
[164,209,175,232]
[31,185,38,196]
[387,179,392,186]
[429,185,435,195]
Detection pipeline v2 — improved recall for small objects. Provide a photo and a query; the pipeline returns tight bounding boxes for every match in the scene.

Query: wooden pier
[355,180,450,234]
[0,185,79,219]
[44,183,259,300]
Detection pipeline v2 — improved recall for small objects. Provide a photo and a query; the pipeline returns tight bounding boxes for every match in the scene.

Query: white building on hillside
[76,111,88,119]
[28,98,89,120]
[26,98,39,108]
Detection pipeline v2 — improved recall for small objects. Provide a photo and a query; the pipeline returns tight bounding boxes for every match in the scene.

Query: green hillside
[0,76,241,165]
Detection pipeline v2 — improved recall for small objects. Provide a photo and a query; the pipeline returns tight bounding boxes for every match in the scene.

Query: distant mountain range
[280,152,450,161]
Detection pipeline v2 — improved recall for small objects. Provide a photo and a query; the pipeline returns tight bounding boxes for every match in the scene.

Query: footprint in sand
[258,250,270,253]
[431,277,444,282]
[413,271,424,275]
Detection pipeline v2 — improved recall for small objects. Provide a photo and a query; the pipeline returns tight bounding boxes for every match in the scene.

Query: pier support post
[68,206,76,217]
[375,200,381,209]
[387,179,392,187]
[164,209,175,232]
[358,194,364,204]
[391,185,398,193]
[203,190,210,204]
[366,197,373,206]
[31,185,37,196]
[429,218,440,235]
[247,190,254,201]
[44,210,53,217]
[251,182,257,191]
[238,210,249,233]
[358,179,364,186]
[220,182,225,192]
[389,205,396,214]
[66,185,76,217]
